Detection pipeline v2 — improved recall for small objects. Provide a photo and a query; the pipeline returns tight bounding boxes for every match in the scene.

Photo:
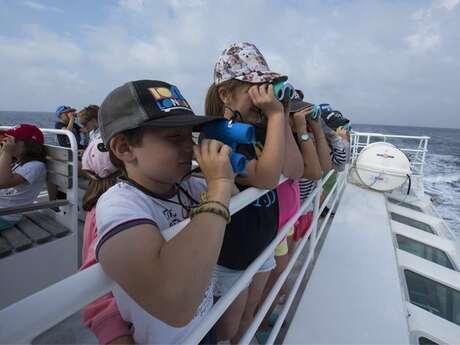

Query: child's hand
[248,84,283,118]
[0,135,17,156]
[67,113,75,126]
[193,139,235,192]
[307,113,323,134]
[293,106,314,132]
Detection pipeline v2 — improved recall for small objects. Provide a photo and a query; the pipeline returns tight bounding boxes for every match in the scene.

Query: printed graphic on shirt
[254,190,277,208]
[162,208,182,226]
[148,86,192,113]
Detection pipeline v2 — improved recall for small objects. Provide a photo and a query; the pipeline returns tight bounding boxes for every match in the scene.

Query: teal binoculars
[273,81,295,101]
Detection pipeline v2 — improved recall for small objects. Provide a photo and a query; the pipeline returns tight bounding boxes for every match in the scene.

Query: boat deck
[284,183,410,344]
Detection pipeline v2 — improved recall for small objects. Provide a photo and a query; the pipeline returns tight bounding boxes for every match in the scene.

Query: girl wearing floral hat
[205,42,303,342]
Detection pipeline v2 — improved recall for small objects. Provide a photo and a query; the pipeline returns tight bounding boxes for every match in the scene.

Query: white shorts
[212,253,276,297]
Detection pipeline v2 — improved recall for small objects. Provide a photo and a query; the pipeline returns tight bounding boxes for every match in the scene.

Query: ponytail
[205,83,225,117]
[204,79,249,117]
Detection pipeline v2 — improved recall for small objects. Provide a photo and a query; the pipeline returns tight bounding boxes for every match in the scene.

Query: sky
[0,0,459,128]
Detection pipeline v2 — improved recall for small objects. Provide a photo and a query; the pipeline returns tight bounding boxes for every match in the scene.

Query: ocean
[1,111,459,237]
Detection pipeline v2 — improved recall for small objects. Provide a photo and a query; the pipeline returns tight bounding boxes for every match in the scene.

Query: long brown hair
[77,105,99,125]
[82,172,120,211]
[19,139,47,165]
[204,79,248,117]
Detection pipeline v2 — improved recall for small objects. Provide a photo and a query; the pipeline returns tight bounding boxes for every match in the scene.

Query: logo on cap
[148,85,191,113]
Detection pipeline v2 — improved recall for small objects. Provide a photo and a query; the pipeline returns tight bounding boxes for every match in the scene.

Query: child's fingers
[193,145,202,165]
[208,139,222,156]
[258,84,269,98]
[218,143,232,158]
[200,139,211,160]
[266,84,274,98]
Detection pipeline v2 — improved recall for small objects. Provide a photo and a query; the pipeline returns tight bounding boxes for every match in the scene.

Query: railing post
[421,138,428,176]
[309,183,322,255]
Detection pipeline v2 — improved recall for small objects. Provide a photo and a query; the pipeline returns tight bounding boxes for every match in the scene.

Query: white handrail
[0,167,344,345]
[186,169,338,344]
[0,176,293,343]
[0,129,429,344]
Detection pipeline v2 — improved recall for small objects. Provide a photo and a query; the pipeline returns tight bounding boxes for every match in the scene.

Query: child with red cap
[0,124,47,230]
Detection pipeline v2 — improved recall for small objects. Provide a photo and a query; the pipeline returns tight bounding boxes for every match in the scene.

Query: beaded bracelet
[200,192,230,214]
[190,205,231,224]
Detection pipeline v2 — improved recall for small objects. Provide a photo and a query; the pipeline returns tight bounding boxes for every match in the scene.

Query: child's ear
[217,87,230,106]
[110,135,136,165]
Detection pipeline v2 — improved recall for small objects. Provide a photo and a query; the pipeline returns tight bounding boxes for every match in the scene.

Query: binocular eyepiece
[202,120,255,174]
[273,81,295,102]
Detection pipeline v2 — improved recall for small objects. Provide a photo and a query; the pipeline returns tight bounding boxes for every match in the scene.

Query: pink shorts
[293,211,313,241]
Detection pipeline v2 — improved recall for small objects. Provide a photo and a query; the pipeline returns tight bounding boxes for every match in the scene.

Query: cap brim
[235,71,288,84]
[141,113,222,131]
[290,100,314,113]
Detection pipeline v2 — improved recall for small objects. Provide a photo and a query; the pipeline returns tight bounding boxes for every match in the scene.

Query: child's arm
[311,118,332,173]
[237,84,286,189]
[292,108,322,180]
[98,140,234,327]
[0,135,26,188]
[282,112,304,179]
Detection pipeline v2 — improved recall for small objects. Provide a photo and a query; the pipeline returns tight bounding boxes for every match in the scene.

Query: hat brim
[141,113,222,131]
[289,100,314,113]
[56,108,76,116]
[235,71,287,84]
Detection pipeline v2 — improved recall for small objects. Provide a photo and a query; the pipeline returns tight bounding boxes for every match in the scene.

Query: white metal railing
[350,131,430,176]
[0,126,79,241]
[0,165,347,344]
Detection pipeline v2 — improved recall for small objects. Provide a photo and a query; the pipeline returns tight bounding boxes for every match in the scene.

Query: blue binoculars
[202,120,255,174]
[273,81,295,101]
[309,103,333,120]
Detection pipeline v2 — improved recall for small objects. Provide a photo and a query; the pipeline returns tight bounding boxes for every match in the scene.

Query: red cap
[0,124,44,145]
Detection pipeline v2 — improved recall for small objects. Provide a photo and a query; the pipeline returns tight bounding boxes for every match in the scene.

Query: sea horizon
[1,110,459,131]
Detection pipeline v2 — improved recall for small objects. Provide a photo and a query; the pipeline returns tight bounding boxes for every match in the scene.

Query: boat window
[391,213,434,234]
[396,235,455,270]
[418,337,438,345]
[405,270,460,326]
[387,197,423,212]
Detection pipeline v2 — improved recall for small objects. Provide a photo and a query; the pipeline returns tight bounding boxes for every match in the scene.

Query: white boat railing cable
[350,132,430,176]
[0,169,339,345]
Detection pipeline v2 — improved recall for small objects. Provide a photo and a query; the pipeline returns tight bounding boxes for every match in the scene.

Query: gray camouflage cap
[214,42,287,85]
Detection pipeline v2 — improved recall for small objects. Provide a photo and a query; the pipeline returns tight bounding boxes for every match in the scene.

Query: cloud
[118,0,145,12]
[435,0,460,10]
[0,0,459,128]
[406,29,441,52]
[23,1,62,12]
[0,25,81,64]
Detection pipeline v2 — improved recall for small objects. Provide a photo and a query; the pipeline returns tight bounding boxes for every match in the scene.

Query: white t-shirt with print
[95,176,213,345]
[0,161,47,222]
[88,128,100,142]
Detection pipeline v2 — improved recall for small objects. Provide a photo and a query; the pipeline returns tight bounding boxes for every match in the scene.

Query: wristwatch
[297,132,310,144]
